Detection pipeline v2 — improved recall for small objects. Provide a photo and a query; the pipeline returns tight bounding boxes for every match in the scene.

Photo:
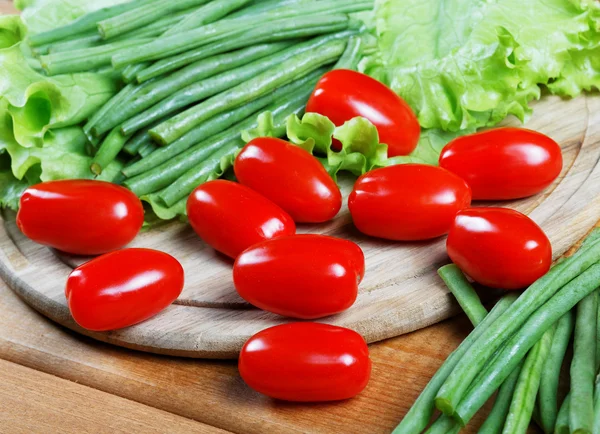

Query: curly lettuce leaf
[364,0,600,132]
[0,36,117,148]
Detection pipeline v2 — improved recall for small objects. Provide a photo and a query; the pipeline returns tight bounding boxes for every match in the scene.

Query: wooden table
[0,1,542,432]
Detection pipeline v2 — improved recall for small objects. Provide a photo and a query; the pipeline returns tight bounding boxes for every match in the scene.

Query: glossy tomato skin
[187,180,295,259]
[306,69,420,157]
[447,208,552,290]
[233,235,364,319]
[17,180,144,255]
[239,323,371,401]
[348,164,472,241]
[439,128,563,200]
[234,137,342,223]
[65,248,184,331]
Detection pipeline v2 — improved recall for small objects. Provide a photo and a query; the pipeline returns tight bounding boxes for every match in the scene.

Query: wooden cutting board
[1,93,600,359]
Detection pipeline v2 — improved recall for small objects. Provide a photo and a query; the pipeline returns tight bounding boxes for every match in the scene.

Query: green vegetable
[138,142,157,158]
[96,42,292,136]
[120,36,344,137]
[123,127,153,157]
[438,264,487,325]
[25,0,154,46]
[423,415,456,434]
[435,237,600,418]
[135,26,358,83]
[477,362,524,434]
[502,326,554,434]
[556,394,571,434]
[91,126,129,175]
[150,39,346,144]
[453,260,600,426]
[333,35,363,70]
[391,294,518,434]
[569,290,598,434]
[538,311,575,434]
[364,0,600,132]
[111,0,372,67]
[83,83,136,141]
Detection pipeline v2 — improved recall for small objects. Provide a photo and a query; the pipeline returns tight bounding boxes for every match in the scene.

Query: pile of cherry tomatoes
[14,70,563,403]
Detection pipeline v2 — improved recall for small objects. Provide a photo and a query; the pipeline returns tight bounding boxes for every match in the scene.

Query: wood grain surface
[2,91,600,358]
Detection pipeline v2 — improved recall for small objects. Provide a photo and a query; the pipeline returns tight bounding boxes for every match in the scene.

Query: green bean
[126,81,313,198]
[435,237,600,417]
[123,130,153,157]
[84,84,136,140]
[150,39,346,145]
[478,362,524,434]
[138,142,158,158]
[538,311,575,434]
[91,127,130,175]
[592,375,600,434]
[96,42,292,136]
[423,415,456,434]
[333,35,362,70]
[438,264,488,325]
[27,0,158,46]
[97,0,212,40]
[122,36,338,135]
[111,9,193,41]
[111,0,372,67]
[453,261,600,426]
[47,33,101,54]
[502,326,555,434]
[228,0,310,18]
[556,394,571,434]
[40,38,152,75]
[135,25,357,83]
[392,295,519,434]
[569,289,598,434]
[122,64,146,83]
[166,0,252,34]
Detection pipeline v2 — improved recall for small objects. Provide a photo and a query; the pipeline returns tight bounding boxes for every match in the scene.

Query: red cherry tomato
[187,180,295,259]
[66,248,184,331]
[16,180,144,255]
[439,128,563,200]
[239,323,371,401]
[306,69,420,157]
[348,164,472,241]
[447,208,552,290]
[234,137,342,223]
[233,235,364,319]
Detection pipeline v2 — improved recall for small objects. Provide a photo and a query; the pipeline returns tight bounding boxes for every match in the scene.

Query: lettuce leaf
[364,0,600,132]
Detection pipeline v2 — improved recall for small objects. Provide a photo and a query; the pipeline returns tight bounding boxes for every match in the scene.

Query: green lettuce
[363,0,600,132]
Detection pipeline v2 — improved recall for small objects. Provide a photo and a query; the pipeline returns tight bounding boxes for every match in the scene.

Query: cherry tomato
[447,208,552,290]
[234,137,342,223]
[66,248,184,331]
[187,180,295,259]
[234,235,364,319]
[306,69,420,157]
[16,180,144,255]
[239,323,371,401]
[348,164,472,241]
[439,128,563,200]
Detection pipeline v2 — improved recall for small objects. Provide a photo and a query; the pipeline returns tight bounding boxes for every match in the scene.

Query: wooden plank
[0,281,532,434]
[0,1,15,14]
[0,358,229,434]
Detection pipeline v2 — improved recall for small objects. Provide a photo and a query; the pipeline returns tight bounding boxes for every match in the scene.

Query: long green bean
[438,264,487,325]
[123,129,153,157]
[84,84,136,140]
[453,261,600,426]
[138,142,158,158]
[47,33,101,54]
[95,42,292,135]
[556,395,571,434]
[91,127,130,175]
[538,311,575,434]
[135,25,357,83]
[333,35,362,70]
[502,326,555,434]
[111,0,372,67]
[435,238,600,417]
[477,362,524,434]
[97,0,212,40]
[569,289,598,434]
[423,415,456,434]
[392,295,519,434]
[228,0,310,18]
[40,38,152,75]
[27,0,158,46]
[150,39,346,144]
[592,375,600,434]
[121,36,340,136]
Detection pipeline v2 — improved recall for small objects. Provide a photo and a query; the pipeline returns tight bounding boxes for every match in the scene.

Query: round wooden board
[2,93,600,359]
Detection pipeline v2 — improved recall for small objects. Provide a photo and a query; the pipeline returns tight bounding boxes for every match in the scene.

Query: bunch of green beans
[394,228,600,434]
